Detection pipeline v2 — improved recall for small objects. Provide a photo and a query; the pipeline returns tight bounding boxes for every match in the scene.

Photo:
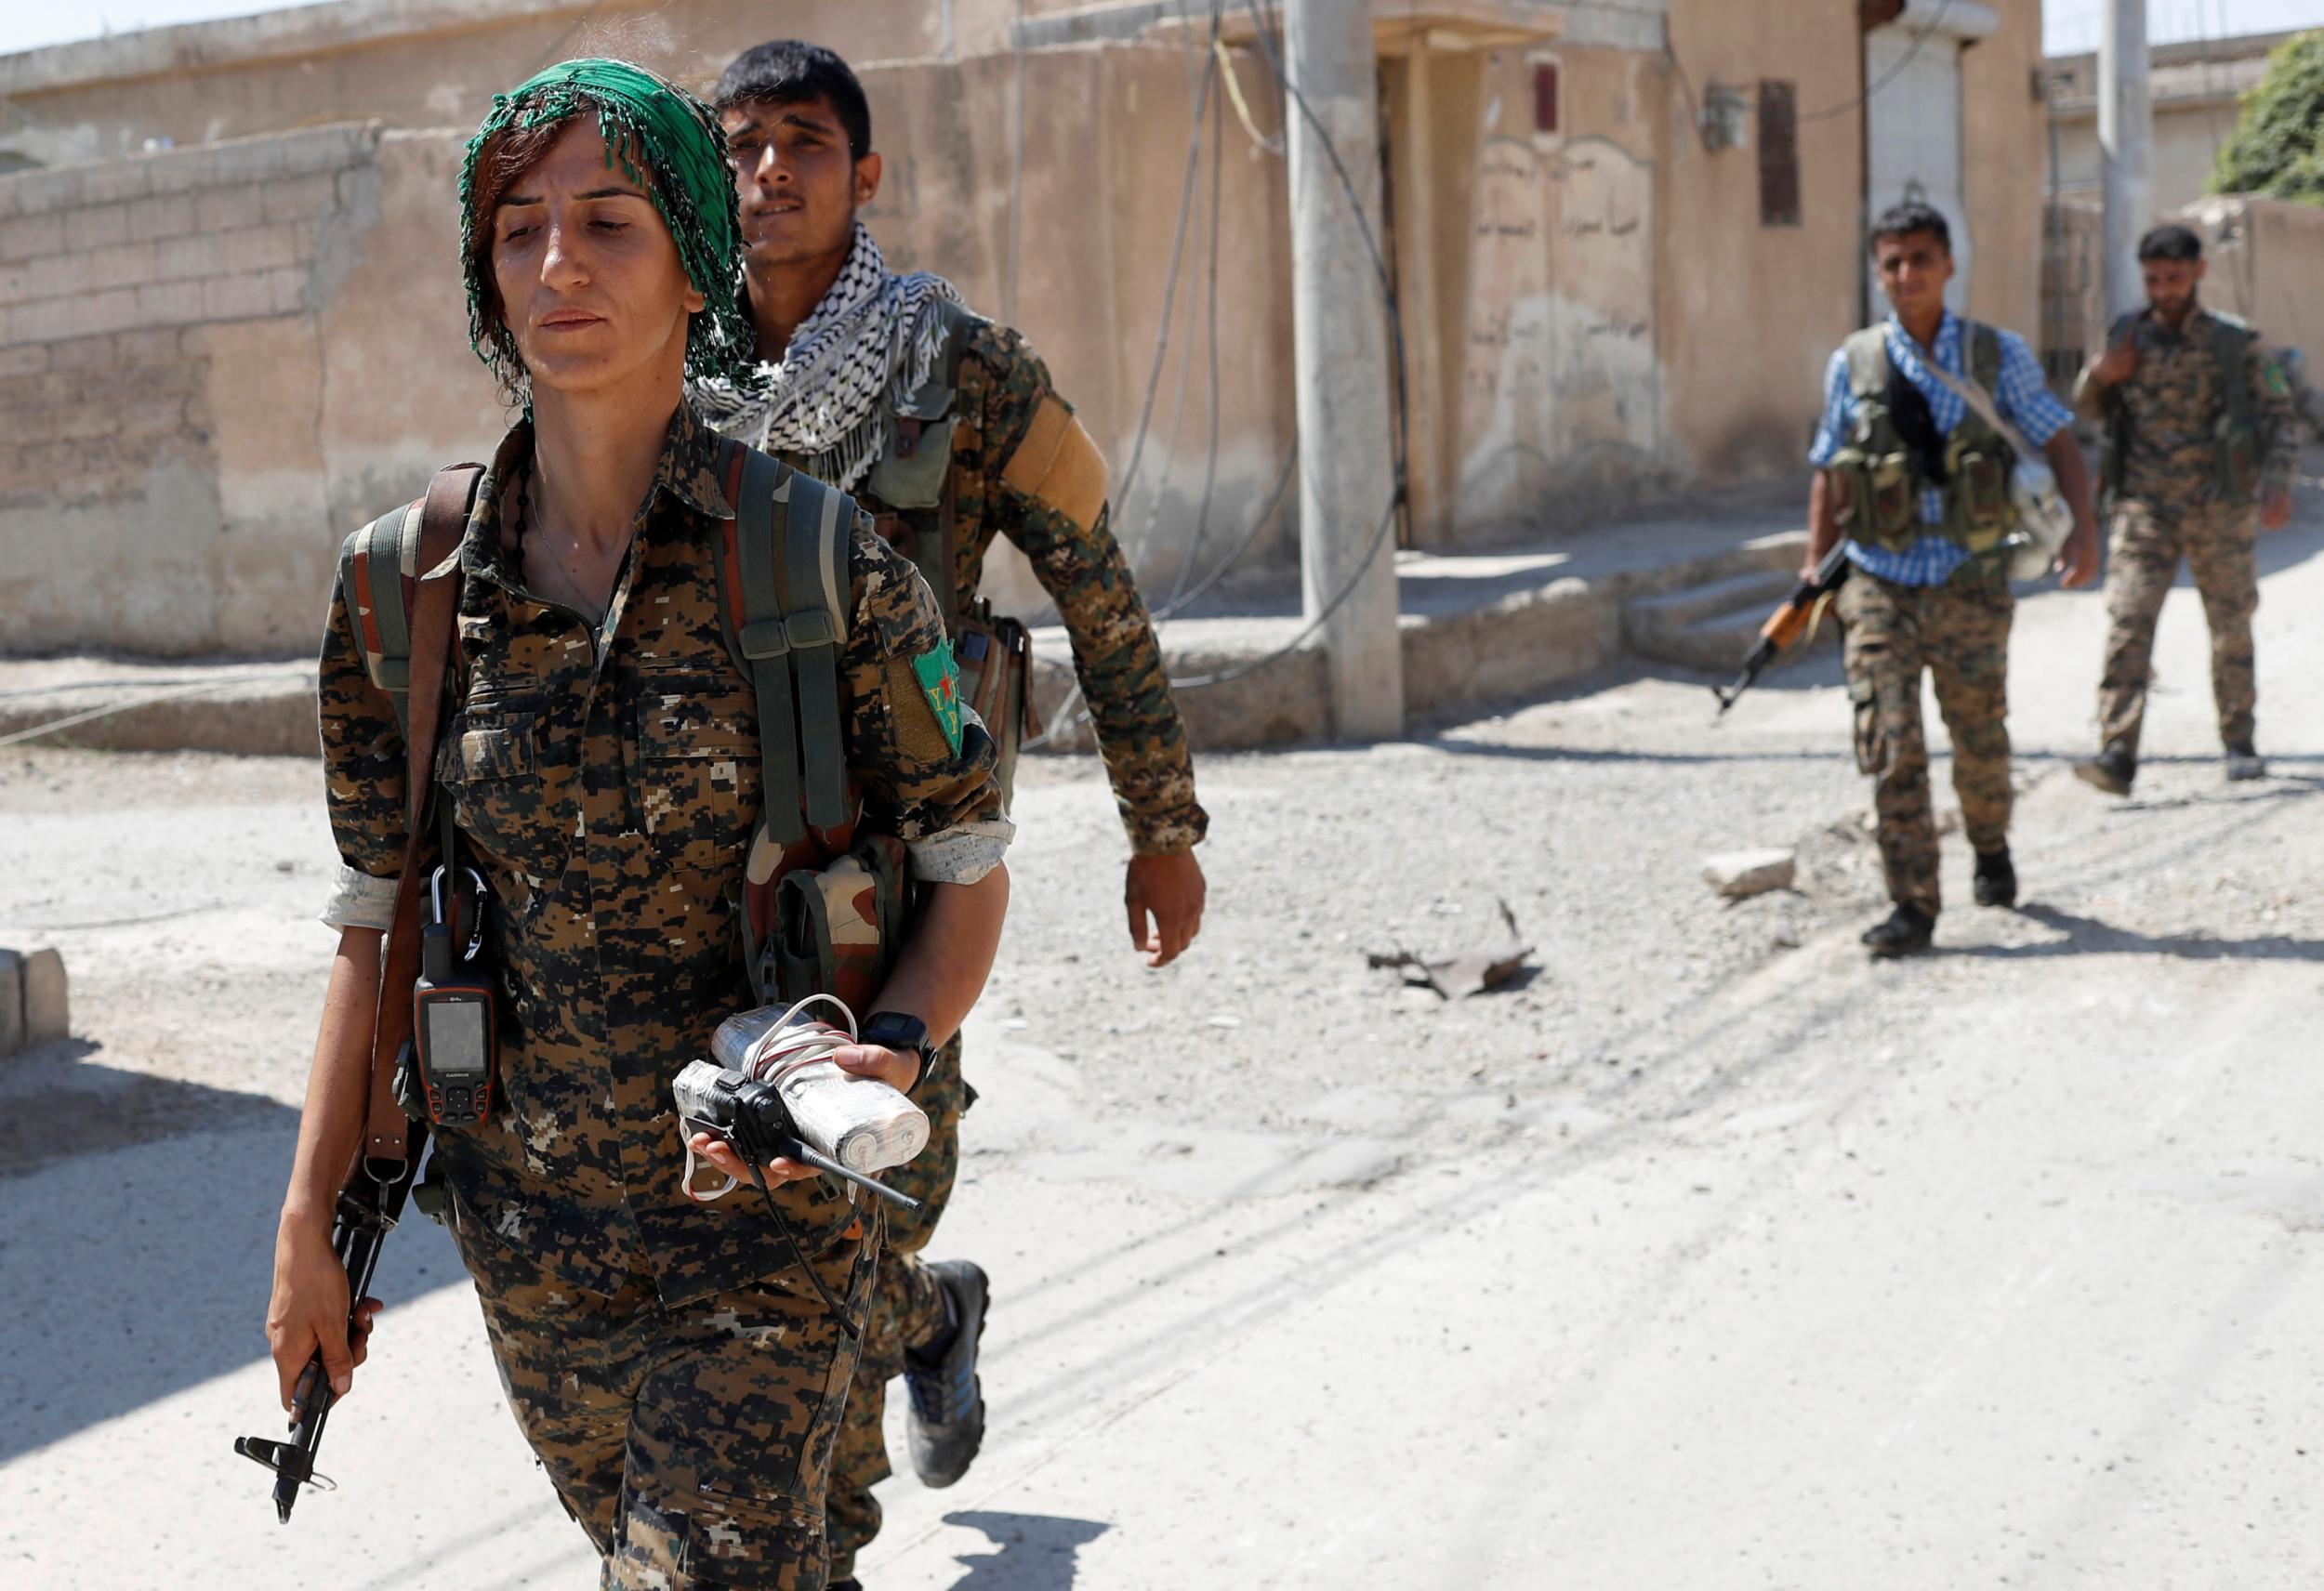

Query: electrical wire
[1034,0,1416,739]
[1163,16,1230,616]
[1799,0,1959,123]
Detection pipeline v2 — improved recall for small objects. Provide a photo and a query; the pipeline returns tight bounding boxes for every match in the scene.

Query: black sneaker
[1972,847,2017,909]
[905,1260,989,1489]
[2074,743,2136,796]
[2225,741,2267,782]
[1861,903,1934,958]
[828,1582,863,1591]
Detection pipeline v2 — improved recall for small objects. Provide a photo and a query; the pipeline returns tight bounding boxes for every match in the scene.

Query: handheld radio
[413,865,497,1125]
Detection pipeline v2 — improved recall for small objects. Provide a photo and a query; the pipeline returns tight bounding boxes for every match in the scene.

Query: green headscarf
[459,59,757,394]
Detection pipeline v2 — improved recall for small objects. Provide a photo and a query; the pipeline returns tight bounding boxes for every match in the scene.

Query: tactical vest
[2099,308,2264,504]
[851,299,1038,807]
[340,441,908,1018]
[1826,322,2016,555]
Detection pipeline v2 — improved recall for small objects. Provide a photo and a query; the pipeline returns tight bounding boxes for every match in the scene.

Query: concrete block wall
[0,124,507,656]
[0,123,376,348]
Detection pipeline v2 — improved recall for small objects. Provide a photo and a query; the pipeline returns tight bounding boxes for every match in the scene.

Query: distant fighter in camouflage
[2071,224,2298,795]
[696,40,1210,1589]
[1802,202,2097,959]
[267,59,1010,1591]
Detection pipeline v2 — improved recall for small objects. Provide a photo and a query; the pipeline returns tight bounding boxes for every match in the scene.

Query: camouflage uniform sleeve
[2251,336,2300,493]
[317,548,410,930]
[971,325,1209,855]
[841,514,1013,885]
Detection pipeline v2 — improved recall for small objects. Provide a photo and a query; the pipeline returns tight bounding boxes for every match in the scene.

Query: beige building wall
[1656,0,1864,485]
[1959,0,2042,340]
[0,124,504,655]
[0,0,2057,657]
[2045,31,2291,220]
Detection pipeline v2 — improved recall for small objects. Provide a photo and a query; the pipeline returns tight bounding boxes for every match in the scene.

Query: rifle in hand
[234,1145,424,1521]
[1712,541,1852,715]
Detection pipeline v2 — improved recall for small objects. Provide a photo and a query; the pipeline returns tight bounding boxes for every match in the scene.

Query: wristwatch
[860,1010,931,1070]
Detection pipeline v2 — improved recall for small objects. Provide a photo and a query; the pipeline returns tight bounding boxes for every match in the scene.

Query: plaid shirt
[1809,311,2074,586]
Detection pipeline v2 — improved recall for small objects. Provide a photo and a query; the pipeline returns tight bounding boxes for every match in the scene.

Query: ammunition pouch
[1829,449,1918,551]
[955,601,1037,809]
[765,831,913,1015]
[1948,438,2014,551]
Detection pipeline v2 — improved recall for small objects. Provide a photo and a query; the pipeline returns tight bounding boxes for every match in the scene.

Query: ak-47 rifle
[233,463,481,1523]
[234,1145,423,1519]
[1713,541,1852,715]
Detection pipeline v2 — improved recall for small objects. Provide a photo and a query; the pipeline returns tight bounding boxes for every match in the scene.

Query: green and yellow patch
[912,638,965,756]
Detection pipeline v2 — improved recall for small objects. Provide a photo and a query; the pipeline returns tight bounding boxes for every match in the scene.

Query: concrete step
[1624,570,1838,677]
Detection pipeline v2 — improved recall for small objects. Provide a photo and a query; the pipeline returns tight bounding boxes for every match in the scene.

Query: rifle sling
[362,463,481,1176]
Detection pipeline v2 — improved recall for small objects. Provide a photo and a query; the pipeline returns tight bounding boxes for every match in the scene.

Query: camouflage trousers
[1839,563,2015,917]
[825,1033,969,1583]
[2095,499,2259,756]
[454,1216,874,1590]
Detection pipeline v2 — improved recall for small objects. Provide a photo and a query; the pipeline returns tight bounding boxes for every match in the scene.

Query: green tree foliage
[2211,30,2324,204]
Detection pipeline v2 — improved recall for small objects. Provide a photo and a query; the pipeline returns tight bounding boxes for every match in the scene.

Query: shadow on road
[1951,903,2324,963]
[0,1054,464,1465]
[937,1510,1112,1590]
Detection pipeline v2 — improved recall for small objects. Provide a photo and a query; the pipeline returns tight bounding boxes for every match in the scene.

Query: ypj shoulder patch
[912,638,965,756]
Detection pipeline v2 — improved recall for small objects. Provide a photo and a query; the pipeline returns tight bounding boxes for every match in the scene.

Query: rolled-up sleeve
[317,544,412,927]
[839,520,1013,887]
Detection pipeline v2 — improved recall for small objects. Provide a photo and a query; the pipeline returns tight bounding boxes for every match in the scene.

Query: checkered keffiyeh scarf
[693,221,962,491]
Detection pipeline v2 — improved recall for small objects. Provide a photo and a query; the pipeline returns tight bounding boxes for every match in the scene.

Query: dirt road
[3,487,2319,1589]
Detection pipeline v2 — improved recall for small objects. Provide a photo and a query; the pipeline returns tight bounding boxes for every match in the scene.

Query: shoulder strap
[342,501,425,734]
[716,440,855,848]
[1922,348,2040,466]
[782,467,850,831]
[363,462,482,1176]
[1968,321,2001,393]
[1843,327,1889,399]
[2211,311,2253,426]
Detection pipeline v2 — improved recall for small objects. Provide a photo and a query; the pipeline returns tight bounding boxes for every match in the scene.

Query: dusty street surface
[3,485,2321,1589]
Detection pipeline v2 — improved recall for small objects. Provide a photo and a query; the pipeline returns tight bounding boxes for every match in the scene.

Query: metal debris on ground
[1366,900,1536,999]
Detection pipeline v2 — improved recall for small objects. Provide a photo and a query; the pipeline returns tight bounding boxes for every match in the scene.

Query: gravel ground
[4,474,2322,1590]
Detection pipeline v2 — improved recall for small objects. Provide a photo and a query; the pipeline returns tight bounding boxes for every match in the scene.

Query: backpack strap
[2212,310,2253,432]
[363,462,482,1175]
[1967,321,2001,396]
[715,439,857,846]
[783,469,850,829]
[341,500,426,735]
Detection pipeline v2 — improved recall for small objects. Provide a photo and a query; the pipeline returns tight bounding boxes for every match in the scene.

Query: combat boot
[905,1259,989,1489]
[2225,741,2267,782]
[2074,742,2136,796]
[1862,903,1934,958]
[1972,846,2017,909]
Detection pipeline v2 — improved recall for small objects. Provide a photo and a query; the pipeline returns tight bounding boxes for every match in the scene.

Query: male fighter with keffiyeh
[700,39,1209,1589]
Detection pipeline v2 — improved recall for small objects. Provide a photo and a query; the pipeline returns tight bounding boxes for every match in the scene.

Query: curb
[0,530,1806,758]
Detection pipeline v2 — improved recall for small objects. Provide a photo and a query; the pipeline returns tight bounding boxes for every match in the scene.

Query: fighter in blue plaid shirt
[1800,202,2098,959]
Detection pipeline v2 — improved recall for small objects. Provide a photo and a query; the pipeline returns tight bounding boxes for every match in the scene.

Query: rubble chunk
[1703,848,1797,899]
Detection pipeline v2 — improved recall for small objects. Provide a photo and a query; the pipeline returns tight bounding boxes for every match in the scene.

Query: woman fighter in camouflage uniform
[264,59,1010,1590]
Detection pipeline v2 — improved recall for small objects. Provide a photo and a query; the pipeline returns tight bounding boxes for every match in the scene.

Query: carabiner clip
[427,865,491,960]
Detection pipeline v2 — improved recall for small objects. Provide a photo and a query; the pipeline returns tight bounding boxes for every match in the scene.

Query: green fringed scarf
[459,58,758,394]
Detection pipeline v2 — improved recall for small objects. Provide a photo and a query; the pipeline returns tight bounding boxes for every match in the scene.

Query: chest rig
[2099,307,2265,506]
[1827,322,2014,556]
[340,441,910,1021]
[848,299,1038,806]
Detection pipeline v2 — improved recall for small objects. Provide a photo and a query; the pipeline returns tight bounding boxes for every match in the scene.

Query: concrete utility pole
[1283,0,1405,741]
[2098,0,2153,321]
